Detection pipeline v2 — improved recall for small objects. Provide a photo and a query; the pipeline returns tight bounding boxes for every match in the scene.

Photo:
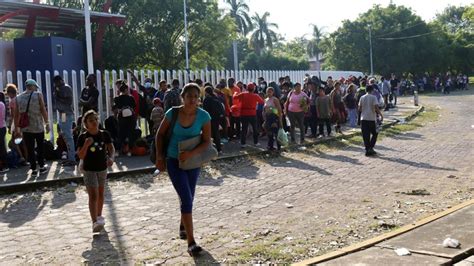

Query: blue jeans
[166,158,200,214]
[348,108,358,128]
[59,113,75,162]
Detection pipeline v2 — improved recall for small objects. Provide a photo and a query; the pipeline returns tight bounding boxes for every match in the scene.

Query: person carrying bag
[154,83,212,257]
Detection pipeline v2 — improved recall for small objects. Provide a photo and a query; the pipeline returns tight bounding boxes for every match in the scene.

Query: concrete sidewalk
[0,97,420,191]
[302,200,474,265]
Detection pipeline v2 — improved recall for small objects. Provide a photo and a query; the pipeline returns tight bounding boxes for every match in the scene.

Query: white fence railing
[0,69,362,141]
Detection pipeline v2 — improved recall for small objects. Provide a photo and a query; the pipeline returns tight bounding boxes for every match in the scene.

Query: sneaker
[221,138,229,144]
[31,169,38,176]
[0,168,9,173]
[126,152,132,157]
[254,142,261,147]
[240,144,247,149]
[39,166,48,174]
[92,222,103,233]
[97,216,105,226]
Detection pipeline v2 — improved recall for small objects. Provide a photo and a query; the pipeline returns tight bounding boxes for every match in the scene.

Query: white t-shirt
[359,93,378,121]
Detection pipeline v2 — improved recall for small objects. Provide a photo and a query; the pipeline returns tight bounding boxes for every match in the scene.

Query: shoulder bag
[18,92,34,128]
[178,135,218,170]
[150,106,180,164]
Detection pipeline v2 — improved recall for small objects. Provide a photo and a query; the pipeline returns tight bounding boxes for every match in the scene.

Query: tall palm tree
[307,24,326,68]
[225,0,253,36]
[248,12,278,56]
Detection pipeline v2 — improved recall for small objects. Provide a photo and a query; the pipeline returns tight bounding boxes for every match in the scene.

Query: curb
[293,198,474,266]
[0,105,425,193]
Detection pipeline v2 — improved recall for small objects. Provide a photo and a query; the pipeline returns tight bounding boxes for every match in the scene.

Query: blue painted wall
[14,36,85,95]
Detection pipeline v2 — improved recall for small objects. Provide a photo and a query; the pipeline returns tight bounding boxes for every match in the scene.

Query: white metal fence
[0,69,362,141]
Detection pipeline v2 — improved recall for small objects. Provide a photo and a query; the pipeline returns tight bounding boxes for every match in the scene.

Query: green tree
[45,0,236,70]
[224,0,252,36]
[325,4,436,76]
[241,52,307,70]
[248,12,278,56]
[430,5,474,74]
[306,25,326,66]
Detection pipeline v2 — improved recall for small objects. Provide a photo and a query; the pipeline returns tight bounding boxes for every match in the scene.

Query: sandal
[187,242,203,257]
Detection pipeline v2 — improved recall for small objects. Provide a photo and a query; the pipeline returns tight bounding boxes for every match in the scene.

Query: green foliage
[248,12,278,56]
[43,0,235,70]
[324,4,473,76]
[224,0,253,36]
[241,52,307,70]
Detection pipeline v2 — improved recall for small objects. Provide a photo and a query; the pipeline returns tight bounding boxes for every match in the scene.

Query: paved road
[0,92,472,264]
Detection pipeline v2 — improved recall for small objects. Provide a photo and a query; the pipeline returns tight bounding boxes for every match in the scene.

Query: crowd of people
[1,70,468,256]
[1,71,470,174]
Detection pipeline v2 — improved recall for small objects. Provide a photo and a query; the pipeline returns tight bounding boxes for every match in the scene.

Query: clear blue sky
[218,0,472,40]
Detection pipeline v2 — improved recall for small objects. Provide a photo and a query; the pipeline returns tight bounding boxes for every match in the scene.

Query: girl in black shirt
[77,110,115,233]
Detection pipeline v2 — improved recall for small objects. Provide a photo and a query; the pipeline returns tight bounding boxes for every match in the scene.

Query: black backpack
[206,96,225,120]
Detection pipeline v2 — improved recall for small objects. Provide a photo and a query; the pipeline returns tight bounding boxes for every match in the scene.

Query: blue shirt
[165,107,211,159]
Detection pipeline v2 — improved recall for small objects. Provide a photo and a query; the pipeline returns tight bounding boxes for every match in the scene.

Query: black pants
[241,115,258,145]
[361,120,378,152]
[219,117,228,139]
[230,116,241,138]
[118,116,137,149]
[23,131,45,170]
[309,105,318,136]
[318,118,332,136]
[211,119,221,152]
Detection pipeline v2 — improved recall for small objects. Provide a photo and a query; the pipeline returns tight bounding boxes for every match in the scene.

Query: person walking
[53,75,76,167]
[359,85,383,156]
[233,83,264,148]
[285,83,309,143]
[13,79,50,176]
[155,83,211,257]
[77,110,115,233]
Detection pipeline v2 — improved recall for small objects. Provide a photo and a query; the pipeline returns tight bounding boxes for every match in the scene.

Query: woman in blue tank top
[155,83,211,257]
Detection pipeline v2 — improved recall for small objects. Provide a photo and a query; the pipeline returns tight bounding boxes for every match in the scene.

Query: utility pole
[84,0,94,74]
[233,40,238,77]
[183,0,190,71]
[368,24,374,76]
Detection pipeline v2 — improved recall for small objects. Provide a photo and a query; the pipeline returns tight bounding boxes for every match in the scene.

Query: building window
[56,44,63,56]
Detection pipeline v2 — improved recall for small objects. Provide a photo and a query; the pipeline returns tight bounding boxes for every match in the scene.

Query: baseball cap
[25,79,39,88]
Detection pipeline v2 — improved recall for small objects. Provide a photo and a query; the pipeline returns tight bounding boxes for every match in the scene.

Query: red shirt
[233,92,264,116]
[230,85,242,117]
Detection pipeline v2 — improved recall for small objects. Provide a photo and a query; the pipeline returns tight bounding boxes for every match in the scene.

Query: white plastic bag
[277,128,289,147]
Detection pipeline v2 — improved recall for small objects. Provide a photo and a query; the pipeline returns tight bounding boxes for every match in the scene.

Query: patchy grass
[379,106,438,139]
[229,242,294,263]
